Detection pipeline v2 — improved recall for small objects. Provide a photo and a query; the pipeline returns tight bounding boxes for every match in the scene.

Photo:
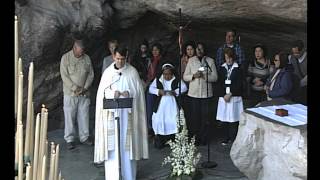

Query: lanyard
[225,65,234,80]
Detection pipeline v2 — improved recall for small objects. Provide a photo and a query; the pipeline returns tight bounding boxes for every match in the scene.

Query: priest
[94,45,149,180]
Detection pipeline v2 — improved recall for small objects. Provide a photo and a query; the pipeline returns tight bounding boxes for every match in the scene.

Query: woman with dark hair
[265,51,293,100]
[180,40,196,77]
[149,62,187,149]
[247,43,275,105]
[146,42,164,136]
[183,42,218,145]
[130,40,152,87]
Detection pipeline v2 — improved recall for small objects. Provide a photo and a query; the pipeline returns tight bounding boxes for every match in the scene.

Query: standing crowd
[59,30,307,180]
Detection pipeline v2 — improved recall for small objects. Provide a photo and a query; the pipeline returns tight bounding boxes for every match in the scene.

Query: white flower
[162,109,201,177]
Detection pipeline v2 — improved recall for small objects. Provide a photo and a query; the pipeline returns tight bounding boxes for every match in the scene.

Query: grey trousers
[63,95,90,143]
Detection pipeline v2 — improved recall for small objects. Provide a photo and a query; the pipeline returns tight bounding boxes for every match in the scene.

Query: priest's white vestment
[94,63,149,180]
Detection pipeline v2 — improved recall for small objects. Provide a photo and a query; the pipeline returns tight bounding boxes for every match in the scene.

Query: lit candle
[54,144,60,180]
[24,62,34,163]
[40,155,47,180]
[18,123,24,180]
[14,15,19,119]
[32,113,40,180]
[58,171,62,180]
[25,163,31,180]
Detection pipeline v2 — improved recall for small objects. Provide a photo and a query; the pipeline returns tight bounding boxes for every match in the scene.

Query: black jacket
[216,63,243,97]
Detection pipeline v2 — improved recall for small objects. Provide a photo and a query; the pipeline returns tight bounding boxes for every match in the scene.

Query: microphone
[104,72,122,98]
[201,57,212,72]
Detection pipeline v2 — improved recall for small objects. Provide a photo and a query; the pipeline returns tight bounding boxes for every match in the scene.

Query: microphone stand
[201,57,217,168]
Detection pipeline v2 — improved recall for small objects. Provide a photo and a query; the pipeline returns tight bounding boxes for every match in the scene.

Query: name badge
[226,87,231,94]
[225,80,231,85]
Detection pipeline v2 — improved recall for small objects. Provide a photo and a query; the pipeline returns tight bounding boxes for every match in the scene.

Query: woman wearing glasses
[264,51,293,101]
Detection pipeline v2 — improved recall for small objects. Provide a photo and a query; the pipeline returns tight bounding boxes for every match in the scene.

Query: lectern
[103,97,133,180]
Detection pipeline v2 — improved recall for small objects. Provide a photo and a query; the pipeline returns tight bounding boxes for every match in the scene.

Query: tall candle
[37,105,46,180]
[48,142,55,180]
[18,57,23,74]
[24,62,34,163]
[17,72,23,125]
[40,155,46,180]
[45,140,48,160]
[18,123,24,180]
[30,102,35,163]
[54,144,60,180]
[14,15,19,119]
[32,113,40,180]
[25,163,31,180]
[43,110,49,158]
[15,131,19,171]
[58,171,62,180]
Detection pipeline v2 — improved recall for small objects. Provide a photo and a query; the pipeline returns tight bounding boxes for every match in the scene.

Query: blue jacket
[266,66,293,99]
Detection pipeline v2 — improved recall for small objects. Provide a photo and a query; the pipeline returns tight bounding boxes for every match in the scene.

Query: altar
[230,98,307,180]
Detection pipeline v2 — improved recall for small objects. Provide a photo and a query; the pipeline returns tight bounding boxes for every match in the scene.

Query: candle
[25,163,31,180]
[24,62,34,163]
[37,105,46,180]
[30,102,35,163]
[40,155,47,180]
[14,15,19,119]
[17,72,23,125]
[48,142,55,180]
[45,140,48,159]
[43,109,49,158]
[18,57,23,74]
[18,123,24,180]
[32,113,40,180]
[58,171,62,180]
[14,131,19,171]
[54,144,60,180]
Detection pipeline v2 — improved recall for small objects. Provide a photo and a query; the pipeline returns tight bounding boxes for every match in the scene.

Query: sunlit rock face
[15,0,306,130]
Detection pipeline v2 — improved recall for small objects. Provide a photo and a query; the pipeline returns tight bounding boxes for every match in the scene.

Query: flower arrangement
[162,109,201,178]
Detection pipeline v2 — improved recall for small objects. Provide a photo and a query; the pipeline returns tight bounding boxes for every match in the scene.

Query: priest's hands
[114,90,130,98]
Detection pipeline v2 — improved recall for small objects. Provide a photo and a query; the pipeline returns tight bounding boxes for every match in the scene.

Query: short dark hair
[274,51,289,69]
[225,29,237,37]
[152,43,163,53]
[253,43,267,58]
[224,47,235,60]
[140,39,149,48]
[196,42,207,55]
[291,40,304,51]
[114,45,128,57]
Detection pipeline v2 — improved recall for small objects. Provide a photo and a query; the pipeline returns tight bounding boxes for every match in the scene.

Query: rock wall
[230,112,307,180]
[15,0,307,130]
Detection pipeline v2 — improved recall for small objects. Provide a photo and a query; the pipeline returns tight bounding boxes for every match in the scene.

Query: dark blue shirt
[216,43,246,67]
